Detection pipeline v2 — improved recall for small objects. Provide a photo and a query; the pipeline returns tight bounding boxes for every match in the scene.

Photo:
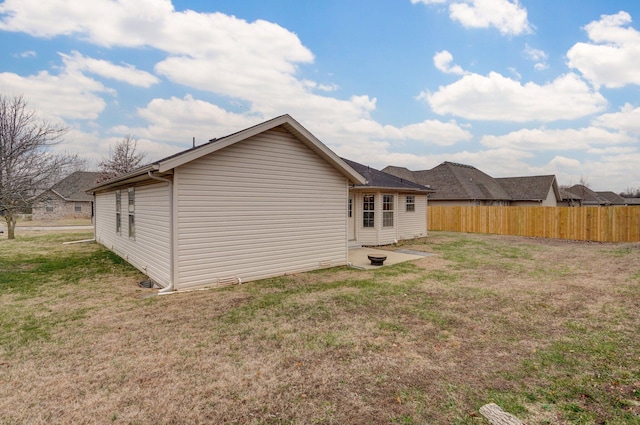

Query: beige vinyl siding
[398,194,427,240]
[174,127,348,290]
[94,182,171,286]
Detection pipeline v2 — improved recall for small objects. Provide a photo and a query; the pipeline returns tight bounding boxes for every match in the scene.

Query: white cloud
[59,51,159,87]
[450,0,532,35]
[480,126,636,151]
[567,11,640,89]
[433,50,468,75]
[592,103,640,134]
[0,69,109,121]
[422,72,607,122]
[523,44,548,70]
[412,0,532,35]
[14,50,36,58]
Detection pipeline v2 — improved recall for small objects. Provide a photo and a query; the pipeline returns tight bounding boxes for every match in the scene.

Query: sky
[1,0,640,193]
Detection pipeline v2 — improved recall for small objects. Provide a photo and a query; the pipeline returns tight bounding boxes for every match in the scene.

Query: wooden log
[479,403,523,425]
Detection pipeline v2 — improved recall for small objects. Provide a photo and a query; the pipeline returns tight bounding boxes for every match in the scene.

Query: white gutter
[147,171,175,294]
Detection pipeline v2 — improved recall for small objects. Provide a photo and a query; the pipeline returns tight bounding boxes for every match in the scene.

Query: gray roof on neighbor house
[624,197,640,205]
[596,191,626,205]
[495,175,560,202]
[49,171,102,201]
[560,188,582,201]
[385,162,511,201]
[566,185,609,205]
[342,159,432,192]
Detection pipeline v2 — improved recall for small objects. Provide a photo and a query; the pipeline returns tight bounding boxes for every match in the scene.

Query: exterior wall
[351,191,426,246]
[174,127,349,290]
[510,187,558,207]
[32,191,93,220]
[94,182,172,286]
[397,194,427,240]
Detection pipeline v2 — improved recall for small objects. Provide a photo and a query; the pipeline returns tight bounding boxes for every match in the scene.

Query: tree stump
[479,403,523,425]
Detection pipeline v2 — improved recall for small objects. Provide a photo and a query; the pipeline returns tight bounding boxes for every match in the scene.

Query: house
[32,171,101,220]
[89,115,374,292]
[558,188,582,207]
[384,162,511,206]
[495,175,561,207]
[596,191,626,206]
[565,185,611,206]
[342,158,432,246]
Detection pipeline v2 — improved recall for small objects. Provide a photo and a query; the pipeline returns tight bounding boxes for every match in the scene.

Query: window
[115,190,121,234]
[406,195,415,212]
[75,202,82,212]
[45,200,53,212]
[128,187,135,238]
[363,194,375,228]
[383,195,394,227]
[348,197,352,218]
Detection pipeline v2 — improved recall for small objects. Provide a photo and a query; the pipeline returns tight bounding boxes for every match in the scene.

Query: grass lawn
[0,231,639,424]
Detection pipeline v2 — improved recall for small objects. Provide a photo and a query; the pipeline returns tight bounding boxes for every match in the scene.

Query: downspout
[147,171,175,294]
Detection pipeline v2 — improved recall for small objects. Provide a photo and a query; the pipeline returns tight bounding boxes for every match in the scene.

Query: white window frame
[383,194,394,227]
[128,187,135,239]
[115,190,121,235]
[406,195,415,212]
[363,194,375,228]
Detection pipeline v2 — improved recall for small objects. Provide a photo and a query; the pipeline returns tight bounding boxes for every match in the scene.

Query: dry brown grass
[0,231,638,424]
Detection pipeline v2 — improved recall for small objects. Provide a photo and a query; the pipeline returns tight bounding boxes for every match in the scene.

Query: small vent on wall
[218,276,240,286]
[319,260,331,267]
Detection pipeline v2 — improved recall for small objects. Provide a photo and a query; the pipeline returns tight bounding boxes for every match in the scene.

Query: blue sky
[1,0,639,192]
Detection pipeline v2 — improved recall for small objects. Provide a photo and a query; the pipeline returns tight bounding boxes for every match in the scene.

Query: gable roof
[342,159,432,192]
[596,191,626,205]
[566,185,609,205]
[89,115,366,192]
[495,175,560,202]
[560,188,582,202]
[46,171,102,202]
[386,161,511,201]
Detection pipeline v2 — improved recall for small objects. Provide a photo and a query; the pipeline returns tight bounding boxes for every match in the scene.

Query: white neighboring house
[88,115,366,292]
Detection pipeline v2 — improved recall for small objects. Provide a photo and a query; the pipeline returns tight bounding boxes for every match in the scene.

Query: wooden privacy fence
[428,206,640,242]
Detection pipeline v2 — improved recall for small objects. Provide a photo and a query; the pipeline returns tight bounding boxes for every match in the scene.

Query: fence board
[427,206,640,243]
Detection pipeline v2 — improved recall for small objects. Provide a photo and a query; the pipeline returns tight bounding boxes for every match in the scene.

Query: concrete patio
[348,247,433,270]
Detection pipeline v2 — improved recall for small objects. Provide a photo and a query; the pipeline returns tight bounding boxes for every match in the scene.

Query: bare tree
[0,94,75,239]
[98,135,147,180]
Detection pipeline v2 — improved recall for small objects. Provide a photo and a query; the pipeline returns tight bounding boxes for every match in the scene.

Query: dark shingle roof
[560,188,582,201]
[50,171,102,201]
[387,161,511,201]
[342,159,431,192]
[596,191,626,205]
[495,175,559,202]
[566,185,609,205]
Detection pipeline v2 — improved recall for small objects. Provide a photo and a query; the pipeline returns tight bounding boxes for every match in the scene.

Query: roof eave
[86,165,159,193]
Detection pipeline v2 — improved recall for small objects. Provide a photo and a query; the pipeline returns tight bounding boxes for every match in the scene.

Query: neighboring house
[384,162,512,206]
[88,115,370,292]
[565,185,611,206]
[624,197,640,206]
[342,158,433,246]
[32,171,101,220]
[596,191,626,206]
[558,189,583,207]
[495,175,561,207]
